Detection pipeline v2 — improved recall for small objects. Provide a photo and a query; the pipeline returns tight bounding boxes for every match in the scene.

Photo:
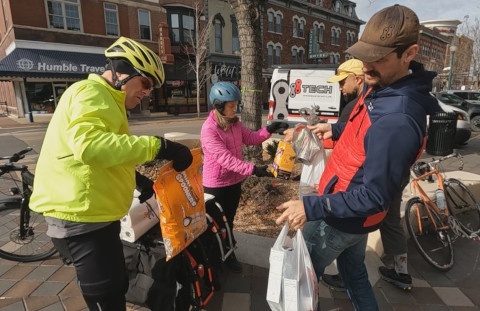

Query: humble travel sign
[15,58,105,73]
[0,48,107,76]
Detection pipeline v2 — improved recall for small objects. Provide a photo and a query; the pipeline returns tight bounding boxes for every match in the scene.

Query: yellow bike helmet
[105,36,165,88]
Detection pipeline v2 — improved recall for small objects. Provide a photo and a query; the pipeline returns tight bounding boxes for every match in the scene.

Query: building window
[47,0,81,31]
[232,15,240,53]
[318,24,324,43]
[268,12,274,32]
[334,1,341,12]
[275,13,282,33]
[214,20,222,52]
[298,49,304,64]
[104,2,119,36]
[299,20,304,38]
[183,15,195,44]
[275,46,281,64]
[293,18,298,37]
[292,48,297,64]
[268,44,274,67]
[167,9,196,45]
[138,9,151,40]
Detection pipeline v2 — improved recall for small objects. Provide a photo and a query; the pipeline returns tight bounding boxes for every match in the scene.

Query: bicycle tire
[405,197,454,271]
[444,178,480,235]
[0,202,56,262]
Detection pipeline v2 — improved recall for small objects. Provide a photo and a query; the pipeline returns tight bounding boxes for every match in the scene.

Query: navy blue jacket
[303,62,441,234]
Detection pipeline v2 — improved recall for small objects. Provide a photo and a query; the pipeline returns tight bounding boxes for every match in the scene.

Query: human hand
[253,165,274,177]
[307,123,332,141]
[156,137,193,171]
[135,172,154,203]
[275,200,307,230]
[283,128,294,142]
[266,122,289,134]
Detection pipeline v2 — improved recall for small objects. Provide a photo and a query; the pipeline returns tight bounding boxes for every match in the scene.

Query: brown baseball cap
[346,4,419,62]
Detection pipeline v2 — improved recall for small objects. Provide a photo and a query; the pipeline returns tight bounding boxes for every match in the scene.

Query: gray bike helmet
[209,82,241,112]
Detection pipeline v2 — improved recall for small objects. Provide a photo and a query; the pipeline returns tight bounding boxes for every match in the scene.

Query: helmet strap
[106,59,139,90]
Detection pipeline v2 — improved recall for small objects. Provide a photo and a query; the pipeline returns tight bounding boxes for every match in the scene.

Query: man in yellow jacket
[30,37,192,311]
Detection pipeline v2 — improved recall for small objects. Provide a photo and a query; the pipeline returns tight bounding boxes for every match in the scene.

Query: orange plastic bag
[153,148,207,260]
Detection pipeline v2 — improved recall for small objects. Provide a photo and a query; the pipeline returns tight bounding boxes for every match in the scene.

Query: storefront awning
[0,48,106,79]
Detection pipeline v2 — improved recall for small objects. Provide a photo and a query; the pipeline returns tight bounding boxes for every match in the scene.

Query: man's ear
[404,44,419,63]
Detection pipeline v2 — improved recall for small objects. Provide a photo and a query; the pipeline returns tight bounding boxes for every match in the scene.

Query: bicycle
[405,152,480,271]
[0,147,56,262]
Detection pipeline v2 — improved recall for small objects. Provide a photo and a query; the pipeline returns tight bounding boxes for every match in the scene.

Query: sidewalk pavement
[1,114,480,310]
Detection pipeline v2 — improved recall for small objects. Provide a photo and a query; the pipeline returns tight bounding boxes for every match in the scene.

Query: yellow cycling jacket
[30,74,160,222]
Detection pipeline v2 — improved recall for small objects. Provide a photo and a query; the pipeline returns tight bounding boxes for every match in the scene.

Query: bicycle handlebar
[0,147,33,164]
[417,151,464,171]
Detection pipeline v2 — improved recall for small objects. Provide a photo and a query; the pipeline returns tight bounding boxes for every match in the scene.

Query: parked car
[434,92,480,132]
[434,97,471,145]
[446,90,480,105]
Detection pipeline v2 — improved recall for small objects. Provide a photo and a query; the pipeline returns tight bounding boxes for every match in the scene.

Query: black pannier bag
[123,225,182,311]
[176,238,216,310]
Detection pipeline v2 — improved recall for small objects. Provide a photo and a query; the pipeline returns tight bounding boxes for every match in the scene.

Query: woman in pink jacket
[201,82,287,272]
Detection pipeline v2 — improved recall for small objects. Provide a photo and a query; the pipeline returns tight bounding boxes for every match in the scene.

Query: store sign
[16,58,105,73]
[211,63,241,80]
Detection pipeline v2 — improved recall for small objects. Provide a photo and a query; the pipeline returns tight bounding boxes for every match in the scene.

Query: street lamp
[447,40,457,90]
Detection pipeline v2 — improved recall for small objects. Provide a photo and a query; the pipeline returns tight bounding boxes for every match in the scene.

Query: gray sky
[354,0,480,33]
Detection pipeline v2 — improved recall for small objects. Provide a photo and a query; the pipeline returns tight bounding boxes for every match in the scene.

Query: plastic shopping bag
[266,223,318,311]
[292,124,322,164]
[298,146,326,199]
[120,191,159,242]
[153,148,207,261]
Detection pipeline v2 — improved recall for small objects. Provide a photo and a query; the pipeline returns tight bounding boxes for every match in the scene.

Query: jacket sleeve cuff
[303,195,327,221]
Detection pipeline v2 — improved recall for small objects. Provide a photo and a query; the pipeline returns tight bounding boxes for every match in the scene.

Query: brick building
[0,0,171,119]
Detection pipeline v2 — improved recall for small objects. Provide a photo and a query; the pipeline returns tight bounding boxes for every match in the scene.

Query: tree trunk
[231,0,264,161]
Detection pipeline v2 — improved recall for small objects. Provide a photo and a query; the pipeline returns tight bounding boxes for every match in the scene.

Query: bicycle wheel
[0,202,56,262]
[405,197,454,271]
[444,178,480,235]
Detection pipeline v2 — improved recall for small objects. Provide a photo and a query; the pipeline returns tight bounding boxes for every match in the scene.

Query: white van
[266,65,342,128]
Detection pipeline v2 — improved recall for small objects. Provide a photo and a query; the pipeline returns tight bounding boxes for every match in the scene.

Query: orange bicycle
[405,152,480,271]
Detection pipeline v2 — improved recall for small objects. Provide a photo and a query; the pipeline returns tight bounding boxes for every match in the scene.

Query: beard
[343,87,359,103]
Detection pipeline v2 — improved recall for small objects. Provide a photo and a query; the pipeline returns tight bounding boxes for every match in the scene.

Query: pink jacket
[201,110,271,187]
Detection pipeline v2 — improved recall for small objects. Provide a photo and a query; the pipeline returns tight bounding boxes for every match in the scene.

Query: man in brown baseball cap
[276,4,442,310]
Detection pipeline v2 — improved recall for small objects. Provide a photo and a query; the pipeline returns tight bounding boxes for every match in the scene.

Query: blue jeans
[303,220,379,311]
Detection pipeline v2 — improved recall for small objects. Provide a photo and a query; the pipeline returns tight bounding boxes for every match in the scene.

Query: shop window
[26,82,55,114]
[104,2,119,36]
[47,0,81,31]
[138,9,151,40]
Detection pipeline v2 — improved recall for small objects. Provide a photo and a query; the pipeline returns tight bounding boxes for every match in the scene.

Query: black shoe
[379,266,412,291]
[321,274,345,292]
[225,253,243,273]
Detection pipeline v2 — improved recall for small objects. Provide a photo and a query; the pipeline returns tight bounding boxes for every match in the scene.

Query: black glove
[253,165,274,177]
[156,137,193,172]
[135,171,154,203]
[266,122,289,134]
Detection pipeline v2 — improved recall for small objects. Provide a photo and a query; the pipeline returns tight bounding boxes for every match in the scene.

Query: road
[0,118,206,161]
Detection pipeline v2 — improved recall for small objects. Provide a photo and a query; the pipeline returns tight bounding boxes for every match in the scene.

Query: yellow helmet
[105,36,165,88]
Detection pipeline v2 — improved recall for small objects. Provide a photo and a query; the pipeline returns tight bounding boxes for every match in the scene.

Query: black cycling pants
[204,183,242,230]
[51,221,128,311]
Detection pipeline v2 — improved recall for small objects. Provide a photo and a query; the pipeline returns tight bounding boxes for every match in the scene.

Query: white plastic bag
[299,147,326,199]
[266,223,318,311]
[120,190,159,243]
